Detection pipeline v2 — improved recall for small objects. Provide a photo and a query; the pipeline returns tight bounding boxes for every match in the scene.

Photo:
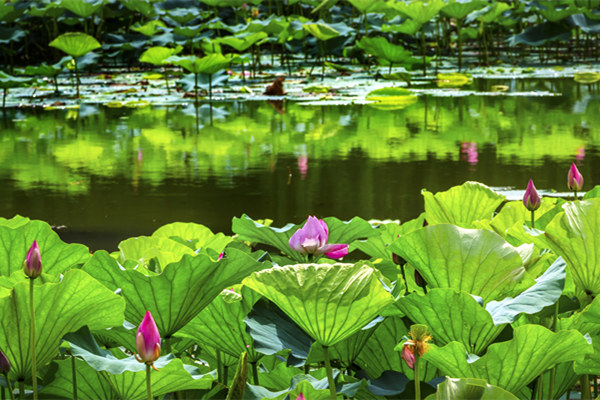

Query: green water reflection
[1,78,599,250]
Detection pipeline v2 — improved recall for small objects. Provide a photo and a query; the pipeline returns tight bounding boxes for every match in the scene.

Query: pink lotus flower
[289,216,348,259]
[523,179,541,211]
[135,311,161,365]
[23,240,42,279]
[568,163,584,191]
[296,393,306,400]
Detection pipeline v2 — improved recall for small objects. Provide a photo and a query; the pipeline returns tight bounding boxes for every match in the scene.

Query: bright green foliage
[151,221,232,252]
[167,53,232,75]
[545,199,600,296]
[118,236,196,269]
[218,32,268,52]
[302,22,340,41]
[176,286,262,362]
[357,36,414,64]
[395,289,504,354]
[49,32,101,58]
[0,269,125,380]
[60,0,103,18]
[0,219,90,278]
[242,263,394,346]
[428,377,519,400]
[226,352,248,400]
[390,0,446,25]
[0,71,34,89]
[441,0,486,19]
[422,181,506,227]
[83,249,263,337]
[423,325,593,394]
[390,224,532,303]
[131,20,166,36]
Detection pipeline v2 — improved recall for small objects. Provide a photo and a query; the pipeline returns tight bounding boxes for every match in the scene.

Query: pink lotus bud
[23,240,42,279]
[401,344,415,369]
[523,179,541,211]
[296,393,306,400]
[568,163,584,191]
[135,311,161,364]
[0,350,10,374]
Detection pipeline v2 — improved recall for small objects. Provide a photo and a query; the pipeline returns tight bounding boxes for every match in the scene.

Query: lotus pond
[5,0,600,399]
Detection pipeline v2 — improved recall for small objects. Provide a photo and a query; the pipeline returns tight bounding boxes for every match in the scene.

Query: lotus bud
[296,394,306,400]
[23,240,42,279]
[401,343,415,370]
[135,311,161,365]
[414,270,427,288]
[392,253,406,266]
[568,162,584,192]
[0,350,10,374]
[523,179,541,211]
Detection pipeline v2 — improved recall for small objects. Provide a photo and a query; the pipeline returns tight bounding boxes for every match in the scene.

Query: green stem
[536,374,543,400]
[146,363,152,400]
[3,373,14,400]
[574,190,578,200]
[223,365,229,387]
[74,58,79,99]
[322,345,336,400]
[414,351,421,400]
[581,375,592,400]
[251,361,259,385]
[531,210,535,229]
[320,41,325,81]
[163,337,172,355]
[164,68,170,95]
[29,279,37,400]
[71,354,78,400]
[17,381,23,400]
[216,349,223,383]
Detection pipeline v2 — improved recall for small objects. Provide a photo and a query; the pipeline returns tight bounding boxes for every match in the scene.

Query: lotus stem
[162,337,172,355]
[414,352,421,400]
[2,373,15,400]
[74,59,80,99]
[216,349,223,383]
[18,381,23,400]
[71,354,78,400]
[536,374,543,400]
[574,190,578,200]
[548,301,559,399]
[194,73,199,107]
[2,88,6,109]
[531,210,535,229]
[322,345,336,400]
[223,365,229,386]
[145,363,152,400]
[164,68,170,95]
[29,279,37,400]
[581,375,592,399]
[320,41,325,81]
[251,361,259,385]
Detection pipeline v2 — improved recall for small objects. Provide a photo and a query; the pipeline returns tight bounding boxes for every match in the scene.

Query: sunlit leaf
[152,221,232,253]
[49,32,101,58]
[139,46,182,65]
[302,22,340,41]
[0,269,125,381]
[428,377,519,400]
[389,224,532,303]
[242,263,394,346]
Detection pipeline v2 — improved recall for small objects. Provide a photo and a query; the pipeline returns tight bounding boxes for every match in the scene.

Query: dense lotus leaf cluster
[0,180,599,398]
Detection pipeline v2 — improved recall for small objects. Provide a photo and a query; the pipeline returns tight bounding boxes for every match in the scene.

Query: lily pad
[49,32,101,58]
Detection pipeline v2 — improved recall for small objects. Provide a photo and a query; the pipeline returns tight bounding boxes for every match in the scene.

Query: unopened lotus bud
[23,240,42,279]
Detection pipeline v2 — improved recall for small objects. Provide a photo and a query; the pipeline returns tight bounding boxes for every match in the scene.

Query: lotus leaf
[139,46,182,65]
[60,0,103,18]
[423,325,593,394]
[302,22,340,41]
[49,32,101,58]
[0,269,125,380]
[390,0,446,25]
[151,221,232,253]
[574,71,600,84]
[427,377,519,400]
[167,53,231,75]
[83,248,264,337]
[242,263,394,346]
[389,224,532,303]
[545,199,600,296]
[422,181,505,228]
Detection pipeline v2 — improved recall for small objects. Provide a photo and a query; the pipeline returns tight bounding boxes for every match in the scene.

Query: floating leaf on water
[574,71,600,84]
[365,87,417,110]
[436,72,472,88]
[124,100,150,108]
[491,85,509,92]
[302,85,330,93]
[105,101,123,108]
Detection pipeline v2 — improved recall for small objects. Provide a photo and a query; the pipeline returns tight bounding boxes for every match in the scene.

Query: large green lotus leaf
[42,355,212,400]
[83,248,263,337]
[302,22,340,41]
[0,269,125,380]
[423,325,593,394]
[0,219,90,278]
[389,225,532,303]
[60,0,103,17]
[441,0,486,19]
[217,32,268,52]
[426,376,518,400]
[382,19,422,35]
[355,316,437,381]
[152,221,232,253]
[232,214,377,263]
[242,263,394,347]
[356,36,413,63]
[485,257,566,324]
[490,198,562,236]
[423,181,505,228]
[545,199,600,296]
[117,236,196,269]
[574,335,600,374]
[49,32,101,58]
[139,46,182,66]
[167,54,231,75]
[130,19,165,36]
[537,362,580,400]
[0,215,30,228]
[390,0,446,24]
[395,289,504,355]
[176,286,262,362]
